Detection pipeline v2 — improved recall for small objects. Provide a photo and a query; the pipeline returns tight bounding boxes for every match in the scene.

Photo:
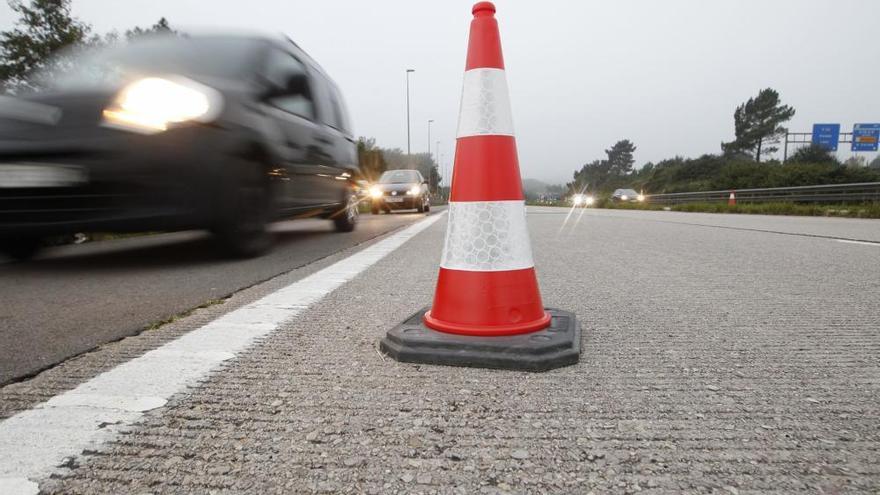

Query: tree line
[1,0,173,93]
[567,88,880,195]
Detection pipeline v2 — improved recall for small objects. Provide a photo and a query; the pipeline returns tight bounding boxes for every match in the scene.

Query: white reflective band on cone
[456,68,514,138]
[440,200,534,271]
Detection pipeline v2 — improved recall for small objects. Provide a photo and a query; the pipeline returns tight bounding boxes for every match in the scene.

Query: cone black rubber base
[380,308,580,372]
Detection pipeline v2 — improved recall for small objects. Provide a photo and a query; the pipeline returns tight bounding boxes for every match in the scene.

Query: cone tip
[472,1,496,17]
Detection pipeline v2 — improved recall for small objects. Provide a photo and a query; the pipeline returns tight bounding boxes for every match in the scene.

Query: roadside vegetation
[544,87,880,217]
[1,1,175,93]
[601,200,880,219]
[527,198,880,219]
[563,88,880,197]
[624,151,880,194]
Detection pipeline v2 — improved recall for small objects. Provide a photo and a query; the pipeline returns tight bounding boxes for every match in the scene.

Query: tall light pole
[428,119,434,164]
[435,140,441,187]
[426,119,434,190]
[444,152,449,199]
[405,69,415,155]
[427,119,434,157]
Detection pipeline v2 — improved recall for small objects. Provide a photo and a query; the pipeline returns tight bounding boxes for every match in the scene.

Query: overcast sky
[2,0,878,183]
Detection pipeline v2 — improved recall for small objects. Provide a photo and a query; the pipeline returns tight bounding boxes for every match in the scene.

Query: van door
[310,74,357,204]
[260,48,329,210]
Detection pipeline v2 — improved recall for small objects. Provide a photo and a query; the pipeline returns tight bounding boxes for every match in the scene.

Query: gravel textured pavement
[7,208,880,494]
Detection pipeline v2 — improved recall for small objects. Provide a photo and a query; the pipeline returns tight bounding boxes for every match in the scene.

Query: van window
[311,73,338,130]
[263,49,315,120]
[328,85,352,135]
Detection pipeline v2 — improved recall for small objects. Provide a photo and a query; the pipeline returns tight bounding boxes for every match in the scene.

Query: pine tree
[605,139,636,176]
[125,17,175,39]
[722,88,795,162]
[0,0,92,93]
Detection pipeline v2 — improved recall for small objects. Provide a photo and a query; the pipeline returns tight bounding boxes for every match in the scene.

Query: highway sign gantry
[852,123,880,152]
[811,123,841,151]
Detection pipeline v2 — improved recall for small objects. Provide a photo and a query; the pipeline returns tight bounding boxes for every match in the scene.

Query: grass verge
[603,201,880,218]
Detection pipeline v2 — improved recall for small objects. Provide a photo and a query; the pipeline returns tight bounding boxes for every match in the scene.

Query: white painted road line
[0,212,445,495]
[836,239,880,247]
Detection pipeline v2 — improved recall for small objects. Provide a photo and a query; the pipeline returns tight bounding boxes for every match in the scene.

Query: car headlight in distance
[407,185,420,196]
[621,195,629,201]
[572,194,584,206]
[637,194,645,202]
[102,76,223,134]
[369,186,383,199]
[585,195,595,206]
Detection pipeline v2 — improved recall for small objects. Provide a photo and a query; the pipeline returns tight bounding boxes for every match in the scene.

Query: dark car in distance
[368,170,430,214]
[610,188,644,203]
[0,33,359,259]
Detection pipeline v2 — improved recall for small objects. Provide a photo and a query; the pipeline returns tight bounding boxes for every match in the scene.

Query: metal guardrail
[644,182,880,205]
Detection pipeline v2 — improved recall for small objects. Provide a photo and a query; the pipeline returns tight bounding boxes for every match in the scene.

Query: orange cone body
[423,1,551,337]
[728,191,736,205]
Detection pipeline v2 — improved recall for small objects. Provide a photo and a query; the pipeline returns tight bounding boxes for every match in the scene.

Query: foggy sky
[2,0,878,184]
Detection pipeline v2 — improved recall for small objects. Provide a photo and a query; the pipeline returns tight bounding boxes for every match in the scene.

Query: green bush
[634,155,880,194]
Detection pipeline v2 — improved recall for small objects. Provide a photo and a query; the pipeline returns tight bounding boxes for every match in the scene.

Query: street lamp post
[446,153,451,200]
[443,153,449,200]
[427,119,434,158]
[435,140,441,190]
[406,69,415,155]
[427,119,434,191]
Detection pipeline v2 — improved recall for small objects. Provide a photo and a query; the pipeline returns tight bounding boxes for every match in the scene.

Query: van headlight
[102,76,223,134]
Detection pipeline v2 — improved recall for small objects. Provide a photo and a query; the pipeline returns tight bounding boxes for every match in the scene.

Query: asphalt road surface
[0,210,433,385]
[2,207,879,494]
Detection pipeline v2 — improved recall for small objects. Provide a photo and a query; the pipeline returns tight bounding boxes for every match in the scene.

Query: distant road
[0,211,435,384]
[537,207,880,243]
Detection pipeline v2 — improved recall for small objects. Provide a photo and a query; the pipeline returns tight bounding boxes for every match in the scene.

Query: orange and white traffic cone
[380,2,580,372]
[423,2,548,336]
[728,190,736,206]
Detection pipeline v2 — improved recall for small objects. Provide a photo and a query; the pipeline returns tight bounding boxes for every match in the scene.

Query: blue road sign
[811,123,840,151]
[852,123,880,152]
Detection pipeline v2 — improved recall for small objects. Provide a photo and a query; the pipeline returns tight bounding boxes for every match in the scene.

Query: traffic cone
[728,190,736,206]
[380,2,580,372]
[423,2,549,336]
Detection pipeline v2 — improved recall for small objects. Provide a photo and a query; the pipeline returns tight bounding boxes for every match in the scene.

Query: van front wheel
[213,166,273,258]
[333,189,358,232]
